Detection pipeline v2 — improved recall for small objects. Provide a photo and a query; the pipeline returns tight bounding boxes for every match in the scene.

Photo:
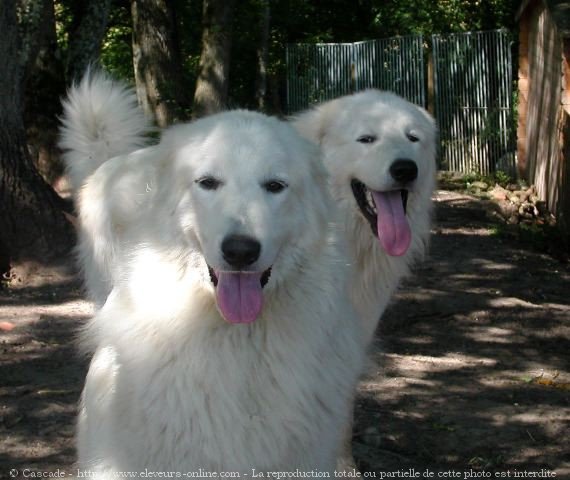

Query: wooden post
[517,7,530,179]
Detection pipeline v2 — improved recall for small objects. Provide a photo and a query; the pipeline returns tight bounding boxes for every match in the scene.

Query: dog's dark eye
[263,180,288,194]
[406,132,420,143]
[356,135,376,144]
[196,176,221,190]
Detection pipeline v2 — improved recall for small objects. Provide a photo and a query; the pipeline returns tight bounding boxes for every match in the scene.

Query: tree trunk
[131,0,188,127]
[255,0,270,112]
[0,0,73,279]
[20,0,66,184]
[193,0,236,118]
[16,0,46,72]
[66,0,112,82]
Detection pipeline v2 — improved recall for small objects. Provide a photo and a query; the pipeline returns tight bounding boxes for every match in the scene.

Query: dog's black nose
[390,159,418,184]
[221,235,261,268]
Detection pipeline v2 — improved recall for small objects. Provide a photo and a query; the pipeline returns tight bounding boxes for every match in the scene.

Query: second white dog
[293,90,437,340]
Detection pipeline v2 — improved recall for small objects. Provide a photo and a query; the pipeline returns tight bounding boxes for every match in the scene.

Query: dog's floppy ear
[415,105,437,133]
[290,100,338,146]
[412,104,439,163]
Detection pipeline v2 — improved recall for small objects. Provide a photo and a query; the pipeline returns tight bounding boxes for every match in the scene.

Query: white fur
[63,76,365,475]
[292,90,437,341]
[60,71,151,193]
[59,72,152,304]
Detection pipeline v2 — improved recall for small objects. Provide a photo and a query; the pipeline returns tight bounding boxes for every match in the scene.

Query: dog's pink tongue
[371,190,411,256]
[216,272,263,324]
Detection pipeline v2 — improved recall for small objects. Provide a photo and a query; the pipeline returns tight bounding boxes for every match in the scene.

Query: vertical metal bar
[482,31,489,174]
[483,36,487,175]
[325,44,330,100]
[497,41,504,173]
[467,32,473,173]
[484,31,490,174]
[315,44,319,104]
[307,46,312,105]
[404,37,409,101]
[505,30,515,175]
[470,32,476,173]
[413,36,418,103]
[469,32,474,173]
[375,39,381,89]
[286,44,291,113]
[432,35,442,169]
[461,33,467,173]
[446,34,452,172]
[299,45,303,111]
[295,45,299,112]
[482,31,488,174]
[327,44,331,99]
[496,30,503,174]
[336,44,340,99]
[503,30,511,174]
[438,34,449,171]
[455,33,462,173]
[397,37,403,99]
[488,31,494,174]
[317,44,322,102]
[483,31,490,174]
[463,33,469,173]
[290,44,295,113]
[490,30,498,174]
[444,35,453,172]
[355,42,360,91]
[338,44,342,97]
[495,31,501,174]
[457,33,462,173]
[352,43,357,93]
[458,33,464,173]
[297,44,300,112]
[305,45,310,108]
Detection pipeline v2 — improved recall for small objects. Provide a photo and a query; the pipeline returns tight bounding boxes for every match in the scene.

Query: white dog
[292,90,437,341]
[59,73,152,305]
[293,92,436,469]
[60,74,364,475]
[61,81,436,336]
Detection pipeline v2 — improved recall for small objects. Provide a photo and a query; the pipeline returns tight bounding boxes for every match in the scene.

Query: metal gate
[432,30,515,175]
[286,35,425,113]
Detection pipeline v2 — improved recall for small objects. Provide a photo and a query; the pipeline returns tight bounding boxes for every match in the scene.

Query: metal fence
[286,35,425,112]
[433,30,515,175]
[286,30,515,176]
[286,43,353,113]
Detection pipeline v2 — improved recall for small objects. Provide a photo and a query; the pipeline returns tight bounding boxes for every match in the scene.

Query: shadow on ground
[353,191,570,475]
[0,191,568,477]
[0,280,88,477]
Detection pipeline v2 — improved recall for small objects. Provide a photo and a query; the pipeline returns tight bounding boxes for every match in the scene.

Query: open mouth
[207,266,272,324]
[208,266,272,288]
[351,179,408,231]
[350,179,411,256]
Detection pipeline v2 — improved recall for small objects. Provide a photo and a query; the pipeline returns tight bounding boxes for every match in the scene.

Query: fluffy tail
[59,70,150,193]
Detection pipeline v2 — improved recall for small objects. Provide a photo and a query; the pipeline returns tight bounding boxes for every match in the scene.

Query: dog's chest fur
[78,249,363,474]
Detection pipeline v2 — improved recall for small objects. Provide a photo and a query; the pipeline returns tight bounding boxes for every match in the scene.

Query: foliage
[462,169,515,189]
[48,0,520,113]
[100,3,133,82]
[371,0,519,36]
[493,170,512,186]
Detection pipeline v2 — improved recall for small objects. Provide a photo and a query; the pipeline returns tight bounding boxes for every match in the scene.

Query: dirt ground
[1,190,569,478]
